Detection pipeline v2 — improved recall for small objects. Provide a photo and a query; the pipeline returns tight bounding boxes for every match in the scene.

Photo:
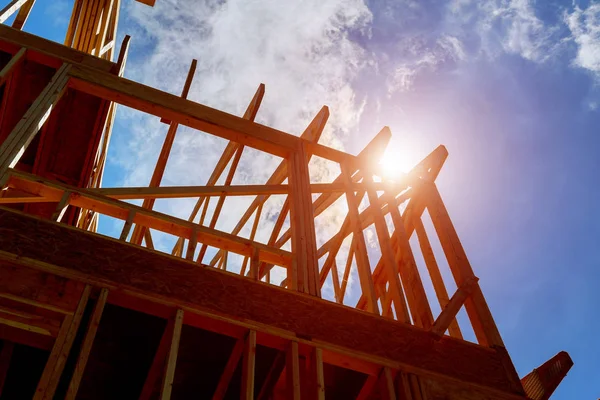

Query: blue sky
[20,0,600,397]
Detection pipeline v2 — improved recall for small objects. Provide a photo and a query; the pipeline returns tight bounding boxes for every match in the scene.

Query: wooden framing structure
[0,1,572,398]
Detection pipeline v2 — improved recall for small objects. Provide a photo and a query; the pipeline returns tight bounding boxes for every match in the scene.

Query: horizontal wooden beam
[3,171,291,267]
[0,207,525,397]
[0,24,114,72]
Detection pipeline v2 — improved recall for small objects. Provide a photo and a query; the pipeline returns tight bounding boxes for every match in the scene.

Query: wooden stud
[367,187,410,323]
[431,277,478,337]
[384,191,434,329]
[130,59,197,246]
[341,164,378,314]
[256,351,286,400]
[34,285,91,400]
[0,47,26,88]
[10,0,35,30]
[0,0,27,23]
[185,226,198,261]
[382,367,397,400]
[160,308,184,400]
[212,336,245,400]
[413,218,462,339]
[286,341,301,400]
[0,63,70,176]
[288,142,320,296]
[65,288,109,400]
[64,0,83,47]
[139,315,176,400]
[357,374,378,400]
[116,35,131,76]
[309,347,325,400]
[7,170,292,267]
[249,247,260,281]
[425,183,504,347]
[241,330,257,400]
[51,190,71,222]
[119,209,135,241]
[197,144,244,262]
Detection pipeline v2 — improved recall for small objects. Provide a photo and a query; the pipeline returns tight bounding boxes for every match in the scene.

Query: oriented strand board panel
[0,208,523,396]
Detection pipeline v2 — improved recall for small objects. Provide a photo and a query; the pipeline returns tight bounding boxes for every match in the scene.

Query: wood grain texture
[0,208,524,396]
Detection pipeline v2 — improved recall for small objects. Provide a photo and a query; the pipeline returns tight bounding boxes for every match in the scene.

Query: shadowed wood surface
[0,207,524,396]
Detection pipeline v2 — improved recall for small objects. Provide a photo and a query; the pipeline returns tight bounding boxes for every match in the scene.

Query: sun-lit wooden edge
[207,105,328,267]
[3,169,292,267]
[0,24,114,72]
[66,62,359,165]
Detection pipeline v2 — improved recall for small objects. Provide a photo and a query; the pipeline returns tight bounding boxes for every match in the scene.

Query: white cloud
[106,0,373,290]
[387,34,466,93]
[565,3,600,74]
[448,0,557,62]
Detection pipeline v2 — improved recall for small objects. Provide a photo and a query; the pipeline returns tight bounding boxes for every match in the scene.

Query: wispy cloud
[565,3,600,75]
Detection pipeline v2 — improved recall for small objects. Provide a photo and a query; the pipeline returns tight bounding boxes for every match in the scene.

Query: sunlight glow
[377,141,421,181]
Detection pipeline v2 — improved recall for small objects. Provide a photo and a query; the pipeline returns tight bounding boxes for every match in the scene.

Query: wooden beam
[34,285,91,400]
[257,351,286,400]
[0,208,525,395]
[0,340,14,396]
[160,308,184,400]
[0,0,27,24]
[172,83,265,257]
[357,374,378,400]
[6,171,292,267]
[139,315,176,400]
[209,105,328,269]
[241,330,257,400]
[0,46,25,87]
[341,165,378,314]
[414,218,462,339]
[425,183,503,347]
[288,142,319,296]
[0,63,70,178]
[381,367,397,400]
[11,0,35,30]
[385,191,434,329]
[367,188,410,323]
[64,0,83,47]
[431,277,478,337]
[65,288,109,400]
[212,336,245,400]
[130,59,197,246]
[286,341,301,400]
[309,347,325,400]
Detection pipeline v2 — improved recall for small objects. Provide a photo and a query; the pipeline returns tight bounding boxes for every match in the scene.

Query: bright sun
[377,144,417,181]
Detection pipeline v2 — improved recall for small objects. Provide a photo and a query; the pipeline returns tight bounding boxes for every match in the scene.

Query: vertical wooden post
[241,330,257,400]
[381,367,397,400]
[414,218,462,339]
[385,192,434,329]
[308,347,325,400]
[341,164,378,315]
[160,308,184,400]
[425,183,504,347]
[65,288,109,400]
[35,285,91,400]
[286,341,301,400]
[367,187,410,323]
[288,143,319,297]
